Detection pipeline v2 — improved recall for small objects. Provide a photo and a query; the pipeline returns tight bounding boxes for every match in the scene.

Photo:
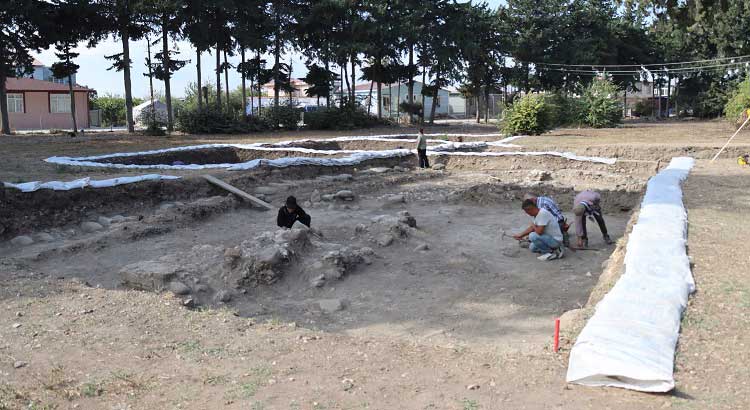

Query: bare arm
[513,224,535,240]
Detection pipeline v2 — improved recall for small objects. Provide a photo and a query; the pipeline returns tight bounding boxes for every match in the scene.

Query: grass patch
[461,399,480,410]
[79,382,103,398]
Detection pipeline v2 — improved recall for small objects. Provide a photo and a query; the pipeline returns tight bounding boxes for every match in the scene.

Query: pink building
[4,77,93,131]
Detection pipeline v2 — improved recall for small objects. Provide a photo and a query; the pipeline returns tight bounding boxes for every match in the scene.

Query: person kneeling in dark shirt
[277,196,311,229]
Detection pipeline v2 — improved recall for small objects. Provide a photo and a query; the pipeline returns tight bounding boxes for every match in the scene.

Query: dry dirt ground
[1,120,749,409]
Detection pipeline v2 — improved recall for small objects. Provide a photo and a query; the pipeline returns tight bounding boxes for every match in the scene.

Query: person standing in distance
[416,128,430,169]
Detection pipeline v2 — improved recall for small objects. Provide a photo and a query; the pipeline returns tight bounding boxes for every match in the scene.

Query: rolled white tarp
[3,174,181,192]
[566,156,696,392]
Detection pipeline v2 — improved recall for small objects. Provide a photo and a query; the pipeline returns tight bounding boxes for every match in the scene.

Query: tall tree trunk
[350,56,356,106]
[407,43,414,123]
[196,49,202,111]
[122,33,134,133]
[67,73,78,135]
[343,64,350,105]
[476,95,480,123]
[223,49,230,113]
[666,74,672,118]
[250,79,254,115]
[325,61,332,108]
[146,38,155,125]
[420,65,426,125]
[484,87,490,124]
[215,46,222,110]
[367,81,374,114]
[162,19,173,132]
[339,65,344,108]
[429,72,439,125]
[0,72,10,135]
[396,82,401,120]
[241,48,247,116]
[256,50,262,115]
[623,88,627,118]
[273,10,281,109]
[376,82,382,118]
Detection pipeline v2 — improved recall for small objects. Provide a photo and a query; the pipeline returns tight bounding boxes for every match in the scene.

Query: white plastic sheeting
[429,150,617,164]
[3,174,181,193]
[566,156,696,392]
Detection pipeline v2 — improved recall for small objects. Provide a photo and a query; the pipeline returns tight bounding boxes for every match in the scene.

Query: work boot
[604,235,613,245]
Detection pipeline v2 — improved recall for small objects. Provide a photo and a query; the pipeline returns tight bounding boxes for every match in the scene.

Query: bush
[501,94,557,135]
[261,106,302,129]
[632,100,653,117]
[582,78,622,128]
[176,108,270,134]
[724,76,750,124]
[304,106,389,130]
[399,102,423,117]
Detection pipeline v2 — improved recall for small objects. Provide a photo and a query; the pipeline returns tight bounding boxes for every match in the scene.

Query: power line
[543,61,750,75]
[528,54,750,69]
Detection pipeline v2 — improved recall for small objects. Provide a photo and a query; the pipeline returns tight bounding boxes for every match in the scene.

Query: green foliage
[304,107,389,130]
[177,108,269,134]
[501,94,557,135]
[399,102,423,116]
[633,100,653,117]
[581,78,623,128]
[261,106,302,129]
[724,76,750,124]
[91,94,127,127]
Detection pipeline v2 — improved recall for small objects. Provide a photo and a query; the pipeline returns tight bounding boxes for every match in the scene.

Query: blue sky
[33,0,505,99]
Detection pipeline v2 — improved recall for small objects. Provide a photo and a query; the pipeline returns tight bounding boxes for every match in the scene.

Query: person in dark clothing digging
[277,196,311,229]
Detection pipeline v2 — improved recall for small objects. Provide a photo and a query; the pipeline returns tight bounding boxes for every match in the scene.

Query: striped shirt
[537,196,565,224]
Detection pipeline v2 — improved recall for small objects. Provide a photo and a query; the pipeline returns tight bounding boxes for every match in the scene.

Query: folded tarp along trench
[566,156,695,392]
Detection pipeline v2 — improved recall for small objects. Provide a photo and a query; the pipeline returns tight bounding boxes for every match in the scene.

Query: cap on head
[285,196,298,208]
[419,128,424,133]
[572,204,586,216]
[523,193,535,201]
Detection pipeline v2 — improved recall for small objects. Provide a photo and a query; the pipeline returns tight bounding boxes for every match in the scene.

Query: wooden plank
[202,174,273,210]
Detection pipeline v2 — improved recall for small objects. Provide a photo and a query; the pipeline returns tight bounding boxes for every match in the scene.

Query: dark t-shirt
[277,206,310,228]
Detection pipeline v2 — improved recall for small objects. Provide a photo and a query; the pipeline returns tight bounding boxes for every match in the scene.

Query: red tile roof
[6,77,93,92]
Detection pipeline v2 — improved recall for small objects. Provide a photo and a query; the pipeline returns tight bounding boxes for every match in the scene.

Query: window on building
[7,93,23,113]
[50,93,71,113]
[382,96,391,109]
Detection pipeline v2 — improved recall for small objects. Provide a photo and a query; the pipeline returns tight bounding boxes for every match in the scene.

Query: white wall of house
[356,82,450,118]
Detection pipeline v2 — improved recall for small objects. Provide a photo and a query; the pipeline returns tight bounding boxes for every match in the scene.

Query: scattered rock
[10,235,34,246]
[215,290,232,303]
[467,384,480,390]
[310,189,321,203]
[303,201,312,207]
[319,299,345,313]
[334,190,355,201]
[13,361,27,369]
[321,194,335,202]
[341,378,355,391]
[432,163,446,171]
[12,323,21,329]
[367,167,391,174]
[376,234,394,247]
[182,298,195,308]
[120,260,179,291]
[501,248,520,258]
[381,194,406,206]
[354,224,368,234]
[393,165,407,172]
[414,243,429,252]
[97,216,111,227]
[168,281,191,295]
[80,222,104,233]
[527,169,552,182]
[110,215,127,224]
[254,186,277,195]
[311,275,326,288]
[34,232,55,242]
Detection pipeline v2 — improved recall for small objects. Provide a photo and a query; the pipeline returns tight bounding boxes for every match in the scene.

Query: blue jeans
[529,232,561,254]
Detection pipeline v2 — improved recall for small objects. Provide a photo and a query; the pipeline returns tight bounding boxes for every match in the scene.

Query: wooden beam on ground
[202,174,273,210]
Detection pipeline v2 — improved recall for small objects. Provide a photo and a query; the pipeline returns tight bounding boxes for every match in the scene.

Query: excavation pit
[2,164,644,353]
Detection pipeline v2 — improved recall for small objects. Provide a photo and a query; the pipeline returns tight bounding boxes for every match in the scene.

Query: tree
[181,0,213,111]
[303,64,338,106]
[269,0,305,109]
[91,93,127,129]
[233,0,270,116]
[361,0,401,118]
[100,0,151,133]
[0,0,53,135]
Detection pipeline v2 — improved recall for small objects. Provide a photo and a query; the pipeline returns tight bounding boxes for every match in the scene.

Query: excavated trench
[1,137,655,351]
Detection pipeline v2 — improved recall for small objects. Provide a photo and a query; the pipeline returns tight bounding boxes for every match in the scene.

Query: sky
[32,0,504,99]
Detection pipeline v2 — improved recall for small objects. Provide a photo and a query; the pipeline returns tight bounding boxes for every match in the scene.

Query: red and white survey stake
[553,318,561,353]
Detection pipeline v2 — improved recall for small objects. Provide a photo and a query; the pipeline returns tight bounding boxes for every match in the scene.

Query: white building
[354,81,451,119]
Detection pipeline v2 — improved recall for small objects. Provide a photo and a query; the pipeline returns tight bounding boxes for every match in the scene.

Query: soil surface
[1,120,749,409]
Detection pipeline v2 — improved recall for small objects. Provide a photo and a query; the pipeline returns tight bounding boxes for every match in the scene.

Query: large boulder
[120,260,180,291]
